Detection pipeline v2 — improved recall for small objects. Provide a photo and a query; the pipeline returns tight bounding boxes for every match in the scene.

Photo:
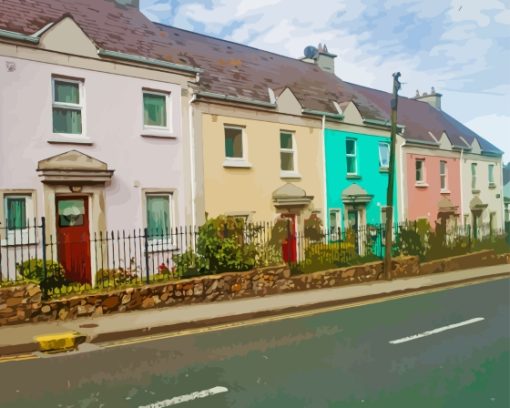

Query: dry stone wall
[1,250,508,327]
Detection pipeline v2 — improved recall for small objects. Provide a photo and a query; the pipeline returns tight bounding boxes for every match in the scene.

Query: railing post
[144,228,150,284]
[41,217,48,299]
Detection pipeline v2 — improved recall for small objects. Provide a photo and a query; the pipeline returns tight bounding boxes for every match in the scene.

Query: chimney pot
[414,87,442,110]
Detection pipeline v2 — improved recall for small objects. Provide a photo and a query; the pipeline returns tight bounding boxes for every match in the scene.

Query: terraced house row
[0,0,504,282]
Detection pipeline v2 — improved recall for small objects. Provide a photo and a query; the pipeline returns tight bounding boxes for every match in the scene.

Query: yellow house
[197,97,325,226]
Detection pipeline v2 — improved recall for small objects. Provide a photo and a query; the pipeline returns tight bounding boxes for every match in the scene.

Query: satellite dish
[304,45,318,59]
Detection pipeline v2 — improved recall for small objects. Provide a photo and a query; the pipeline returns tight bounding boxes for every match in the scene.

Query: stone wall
[0,250,508,327]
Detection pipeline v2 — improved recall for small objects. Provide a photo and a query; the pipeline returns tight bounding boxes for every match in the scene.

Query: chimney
[301,43,337,74]
[115,0,139,8]
[414,87,442,110]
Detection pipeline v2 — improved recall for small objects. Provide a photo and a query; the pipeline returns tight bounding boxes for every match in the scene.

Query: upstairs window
[488,164,495,185]
[440,161,448,191]
[378,143,390,169]
[280,132,296,173]
[471,163,478,190]
[143,91,169,129]
[415,159,425,183]
[224,126,244,159]
[346,139,357,175]
[52,78,83,134]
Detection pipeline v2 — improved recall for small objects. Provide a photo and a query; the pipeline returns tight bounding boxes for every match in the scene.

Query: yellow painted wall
[202,113,324,222]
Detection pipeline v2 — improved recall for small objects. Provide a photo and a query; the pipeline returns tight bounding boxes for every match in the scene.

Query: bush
[173,216,261,276]
[95,267,139,286]
[16,259,68,295]
[304,214,324,242]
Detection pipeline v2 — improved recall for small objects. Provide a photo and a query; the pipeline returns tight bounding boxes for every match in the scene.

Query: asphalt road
[0,278,508,408]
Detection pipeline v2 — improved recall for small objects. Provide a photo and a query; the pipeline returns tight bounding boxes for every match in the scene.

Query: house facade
[0,0,198,282]
[351,85,503,232]
[324,113,395,232]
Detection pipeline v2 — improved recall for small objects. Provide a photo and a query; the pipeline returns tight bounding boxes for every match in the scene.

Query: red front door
[281,214,297,263]
[56,196,91,284]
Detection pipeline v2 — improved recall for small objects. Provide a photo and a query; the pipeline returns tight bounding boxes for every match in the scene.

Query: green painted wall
[324,128,397,229]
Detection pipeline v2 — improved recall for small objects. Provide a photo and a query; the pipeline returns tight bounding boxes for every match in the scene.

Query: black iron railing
[0,217,507,298]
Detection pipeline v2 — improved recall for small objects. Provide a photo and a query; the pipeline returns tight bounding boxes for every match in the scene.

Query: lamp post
[383,72,401,280]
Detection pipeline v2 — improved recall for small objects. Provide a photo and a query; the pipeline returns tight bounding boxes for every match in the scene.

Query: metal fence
[0,217,507,297]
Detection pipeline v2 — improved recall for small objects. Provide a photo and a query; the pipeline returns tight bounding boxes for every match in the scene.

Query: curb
[34,331,86,353]
[90,272,510,344]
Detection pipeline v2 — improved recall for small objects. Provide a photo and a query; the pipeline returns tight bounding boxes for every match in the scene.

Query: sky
[140,0,510,160]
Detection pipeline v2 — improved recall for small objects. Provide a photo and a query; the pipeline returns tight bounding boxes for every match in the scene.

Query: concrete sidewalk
[1,264,509,356]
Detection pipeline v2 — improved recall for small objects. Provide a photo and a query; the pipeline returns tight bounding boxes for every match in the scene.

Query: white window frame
[440,160,448,192]
[145,192,176,252]
[471,163,478,190]
[378,143,390,169]
[280,131,300,178]
[346,139,357,175]
[1,193,36,246]
[50,77,88,142]
[415,159,427,185]
[488,164,496,187]
[223,125,251,168]
[142,89,172,136]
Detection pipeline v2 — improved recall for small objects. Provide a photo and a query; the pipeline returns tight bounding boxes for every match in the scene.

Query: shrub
[173,216,261,276]
[269,217,290,247]
[95,267,139,286]
[16,259,68,296]
[396,221,429,260]
[304,214,324,242]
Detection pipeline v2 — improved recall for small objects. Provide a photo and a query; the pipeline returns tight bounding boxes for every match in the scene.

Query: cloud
[466,114,510,160]
[141,0,509,152]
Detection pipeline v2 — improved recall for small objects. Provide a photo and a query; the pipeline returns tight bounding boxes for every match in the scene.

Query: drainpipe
[459,148,464,226]
[321,115,328,229]
[188,93,197,236]
[399,138,406,221]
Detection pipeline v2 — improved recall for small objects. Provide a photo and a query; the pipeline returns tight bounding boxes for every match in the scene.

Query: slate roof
[0,0,193,67]
[0,0,502,156]
[348,82,503,155]
[154,23,388,120]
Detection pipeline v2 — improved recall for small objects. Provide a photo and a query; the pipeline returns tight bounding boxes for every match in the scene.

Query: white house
[0,0,199,283]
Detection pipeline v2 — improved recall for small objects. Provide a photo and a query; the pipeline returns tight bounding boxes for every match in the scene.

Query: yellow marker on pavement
[34,331,85,353]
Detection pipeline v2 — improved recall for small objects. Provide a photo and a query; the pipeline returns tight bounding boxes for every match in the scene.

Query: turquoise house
[324,128,397,239]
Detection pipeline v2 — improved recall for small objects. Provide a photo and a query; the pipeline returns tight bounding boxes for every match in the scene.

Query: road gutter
[97,272,509,348]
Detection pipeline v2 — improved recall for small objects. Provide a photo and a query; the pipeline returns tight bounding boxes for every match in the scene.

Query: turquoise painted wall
[324,128,397,229]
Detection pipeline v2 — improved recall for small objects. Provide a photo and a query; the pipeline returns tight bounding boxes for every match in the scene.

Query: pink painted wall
[405,152,461,226]
[0,55,189,231]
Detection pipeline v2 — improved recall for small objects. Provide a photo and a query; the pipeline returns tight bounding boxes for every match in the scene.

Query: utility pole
[384,72,401,280]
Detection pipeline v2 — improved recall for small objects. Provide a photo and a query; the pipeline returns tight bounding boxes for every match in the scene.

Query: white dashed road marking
[389,317,485,344]
[138,386,228,407]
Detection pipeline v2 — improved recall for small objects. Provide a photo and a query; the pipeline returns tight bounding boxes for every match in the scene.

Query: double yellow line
[1,274,507,362]
[102,274,508,349]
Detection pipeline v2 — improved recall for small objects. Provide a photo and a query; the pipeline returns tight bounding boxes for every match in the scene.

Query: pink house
[405,152,461,226]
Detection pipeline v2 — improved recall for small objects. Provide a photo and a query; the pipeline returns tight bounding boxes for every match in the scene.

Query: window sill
[379,167,389,173]
[415,182,429,188]
[146,241,178,253]
[440,189,451,194]
[347,174,361,180]
[223,159,252,169]
[472,189,480,194]
[141,131,177,139]
[489,183,497,189]
[48,135,92,145]
[280,171,302,180]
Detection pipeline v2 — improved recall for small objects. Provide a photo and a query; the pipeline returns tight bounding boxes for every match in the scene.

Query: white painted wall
[0,55,188,231]
[461,153,504,230]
